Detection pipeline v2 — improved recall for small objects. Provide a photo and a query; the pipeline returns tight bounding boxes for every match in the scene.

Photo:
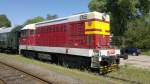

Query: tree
[24,16,45,25]
[89,0,150,36]
[46,14,58,20]
[88,0,107,13]
[138,0,150,15]
[0,14,11,28]
[124,15,150,49]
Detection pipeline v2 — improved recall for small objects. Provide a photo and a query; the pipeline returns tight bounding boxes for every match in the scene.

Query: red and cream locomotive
[19,12,120,73]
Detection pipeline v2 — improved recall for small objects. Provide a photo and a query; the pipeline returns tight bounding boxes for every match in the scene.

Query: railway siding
[0,62,50,84]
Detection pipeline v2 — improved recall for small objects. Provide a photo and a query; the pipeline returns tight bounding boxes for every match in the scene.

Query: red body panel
[20,20,110,49]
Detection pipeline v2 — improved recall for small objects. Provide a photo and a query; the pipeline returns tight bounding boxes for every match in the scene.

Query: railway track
[0,61,52,84]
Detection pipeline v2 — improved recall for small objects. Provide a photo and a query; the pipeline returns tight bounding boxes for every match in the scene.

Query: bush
[124,15,150,49]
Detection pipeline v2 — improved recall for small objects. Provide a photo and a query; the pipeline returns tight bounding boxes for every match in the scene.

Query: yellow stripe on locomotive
[84,12,110,35]
[85,21,110,35]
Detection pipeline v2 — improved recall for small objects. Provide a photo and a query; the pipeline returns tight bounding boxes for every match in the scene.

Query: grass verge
[108,65,150,84]
[142,50,150,56]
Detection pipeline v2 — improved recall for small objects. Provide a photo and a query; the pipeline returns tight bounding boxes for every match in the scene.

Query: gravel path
[120,55,150,69]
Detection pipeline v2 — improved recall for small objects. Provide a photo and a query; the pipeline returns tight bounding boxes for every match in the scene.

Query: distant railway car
[0,26,22,53]
[19,12,120,73]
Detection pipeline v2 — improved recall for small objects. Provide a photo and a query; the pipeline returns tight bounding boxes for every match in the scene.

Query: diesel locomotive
[0,12,121,74]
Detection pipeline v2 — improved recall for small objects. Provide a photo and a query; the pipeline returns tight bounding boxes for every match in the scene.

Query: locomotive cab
[83,12,120,73]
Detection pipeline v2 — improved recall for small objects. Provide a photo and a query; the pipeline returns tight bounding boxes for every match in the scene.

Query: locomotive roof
[0,27,15,34]
[21,24,36,30]
[36,11,110,27]
[22,11,110,30]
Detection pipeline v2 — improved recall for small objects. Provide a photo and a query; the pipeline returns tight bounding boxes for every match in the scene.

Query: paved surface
[120,55,150,69]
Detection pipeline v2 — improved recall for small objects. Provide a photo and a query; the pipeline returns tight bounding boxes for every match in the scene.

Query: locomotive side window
[21,30,25,37]
[21,30,28,37]
[30,30,34,35]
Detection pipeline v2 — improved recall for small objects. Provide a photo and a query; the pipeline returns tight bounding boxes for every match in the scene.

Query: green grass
[0,53,150,84]
[108,65,150,84]
[142,50,150,56]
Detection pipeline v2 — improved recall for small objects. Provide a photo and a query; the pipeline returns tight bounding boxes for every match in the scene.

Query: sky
[0,0,89,26]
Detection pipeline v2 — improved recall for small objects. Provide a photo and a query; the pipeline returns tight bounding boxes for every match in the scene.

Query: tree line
[89,0,150,50]
[0,14,11,28]
[0,14,58,28]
